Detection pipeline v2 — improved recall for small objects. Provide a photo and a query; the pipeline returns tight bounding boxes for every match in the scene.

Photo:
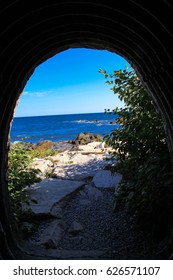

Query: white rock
[22,178,84,216]
[52,156,108,180]
[78,141,101,150]
[70,153,92,164]
[32,158,54,173]
[78,142,114,154]
[50,151,71,164]
[83,184,103,200]
[52,150,113,180]
[92,170,122,188]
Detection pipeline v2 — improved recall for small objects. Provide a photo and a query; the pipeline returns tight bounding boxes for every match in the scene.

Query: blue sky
[15,48,129,117]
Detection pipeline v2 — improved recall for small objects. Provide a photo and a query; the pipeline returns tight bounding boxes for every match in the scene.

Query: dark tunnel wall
[0,0,173,259]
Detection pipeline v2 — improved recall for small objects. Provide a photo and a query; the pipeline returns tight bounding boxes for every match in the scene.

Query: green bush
[8,142,41,215]
[99,67,173,215]
[27,148,57,159]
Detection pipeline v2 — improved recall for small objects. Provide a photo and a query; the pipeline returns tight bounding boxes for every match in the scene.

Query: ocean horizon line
[14,111,106,119]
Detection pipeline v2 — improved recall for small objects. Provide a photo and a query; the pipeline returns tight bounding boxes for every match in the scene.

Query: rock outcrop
[69,132,102,146]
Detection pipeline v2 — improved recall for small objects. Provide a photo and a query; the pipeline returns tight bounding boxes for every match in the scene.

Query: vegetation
[99,67,173,233]
[8,142,41,217]
[8,140,60,208]
[27,148,57,159]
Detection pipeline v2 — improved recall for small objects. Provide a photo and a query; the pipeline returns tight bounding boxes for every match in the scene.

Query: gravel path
[27,185,158,260]
[58,187,157,259]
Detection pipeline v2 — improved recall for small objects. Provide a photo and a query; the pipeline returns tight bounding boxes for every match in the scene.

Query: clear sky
[15,48,129,117]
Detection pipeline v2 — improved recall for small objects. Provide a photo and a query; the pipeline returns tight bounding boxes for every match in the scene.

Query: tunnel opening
[5,48,173,260]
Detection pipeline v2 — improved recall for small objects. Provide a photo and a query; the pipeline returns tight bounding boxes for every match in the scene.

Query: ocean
[10,112,119,144]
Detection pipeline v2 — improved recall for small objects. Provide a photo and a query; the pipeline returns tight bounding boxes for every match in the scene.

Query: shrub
[99,67,173,217]
[27,148,57,159]
[8,142,41,216]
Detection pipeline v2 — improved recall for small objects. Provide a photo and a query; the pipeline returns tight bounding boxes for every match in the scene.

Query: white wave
[72,120,100,124]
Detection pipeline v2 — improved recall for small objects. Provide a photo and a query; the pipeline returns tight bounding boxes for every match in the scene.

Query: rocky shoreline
[11,131,104,151]
[11,132,114,181]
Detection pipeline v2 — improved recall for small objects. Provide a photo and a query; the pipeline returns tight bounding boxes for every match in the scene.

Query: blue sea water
[10,112,119,144]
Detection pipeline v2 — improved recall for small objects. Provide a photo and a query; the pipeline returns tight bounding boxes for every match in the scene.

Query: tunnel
[0,0,173,259]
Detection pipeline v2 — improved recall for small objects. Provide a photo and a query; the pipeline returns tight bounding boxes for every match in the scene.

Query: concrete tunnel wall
[0,0,173,259]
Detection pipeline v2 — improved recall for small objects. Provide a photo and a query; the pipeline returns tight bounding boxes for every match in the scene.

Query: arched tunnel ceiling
[0,1,172,80]
[0,0,173,259]
[0,1,172,144]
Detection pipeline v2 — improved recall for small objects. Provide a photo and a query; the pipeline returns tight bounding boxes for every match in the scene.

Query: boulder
[50,205,63,219]
[77,141,112,154]
[32,158,54,174]
[22,178,85,217]
[39,220,66,249]
[70,132,102,146]
[83,184,103,200]
[92,170,122,188]
[50,151,71,164]
[68,221,83,234]
[33,140,53,151]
